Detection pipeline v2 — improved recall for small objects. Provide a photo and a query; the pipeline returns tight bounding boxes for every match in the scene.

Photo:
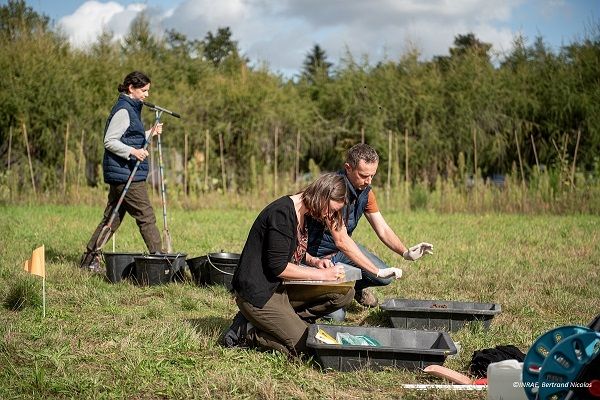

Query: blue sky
[11,0,600,77]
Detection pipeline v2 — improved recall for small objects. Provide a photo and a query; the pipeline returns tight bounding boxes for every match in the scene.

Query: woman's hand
[317,264,345,281]
[151,123,163,136]
[130,148,149,161]
[312,257,333,269]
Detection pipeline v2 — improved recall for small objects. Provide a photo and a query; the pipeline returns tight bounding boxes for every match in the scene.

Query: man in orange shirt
[307,144,433,317]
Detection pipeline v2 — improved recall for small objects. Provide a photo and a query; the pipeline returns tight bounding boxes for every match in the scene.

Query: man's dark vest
[307,170,371,256]
[102,94,149,184]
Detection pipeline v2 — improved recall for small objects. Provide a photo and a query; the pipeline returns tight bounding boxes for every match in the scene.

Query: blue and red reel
[522,325,600,400]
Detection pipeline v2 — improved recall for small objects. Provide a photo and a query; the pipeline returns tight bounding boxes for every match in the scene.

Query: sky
[14,0,600,78]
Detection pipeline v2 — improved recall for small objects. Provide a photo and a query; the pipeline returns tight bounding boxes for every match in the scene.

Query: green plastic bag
[335,332,381,347]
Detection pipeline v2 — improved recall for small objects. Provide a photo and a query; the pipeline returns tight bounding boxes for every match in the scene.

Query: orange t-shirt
[365,190,379,213]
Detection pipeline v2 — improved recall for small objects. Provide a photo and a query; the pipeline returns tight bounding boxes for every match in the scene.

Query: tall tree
[202,26,238,67]
[301,44,332,83]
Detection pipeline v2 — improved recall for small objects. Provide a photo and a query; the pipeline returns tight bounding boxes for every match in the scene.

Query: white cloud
[59,0,524,75]
[58,1,147,48]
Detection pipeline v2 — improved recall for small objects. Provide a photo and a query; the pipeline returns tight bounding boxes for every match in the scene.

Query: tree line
[1,0,599,207]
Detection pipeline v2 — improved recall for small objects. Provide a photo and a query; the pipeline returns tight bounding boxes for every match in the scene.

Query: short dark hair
[301,172,347,230]
[118,71,151,93]
[346,143,379,168]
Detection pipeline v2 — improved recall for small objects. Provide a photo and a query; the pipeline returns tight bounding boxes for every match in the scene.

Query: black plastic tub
[133,253,187,286]
[306,324,457,371]
[103,252,142,283]
[380,298,501,332]
[206,252,240,291]
[186,255,209,286]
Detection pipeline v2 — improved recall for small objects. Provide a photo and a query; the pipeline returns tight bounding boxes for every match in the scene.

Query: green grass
[1,203,599,399]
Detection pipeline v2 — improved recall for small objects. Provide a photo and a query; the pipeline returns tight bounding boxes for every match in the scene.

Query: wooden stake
[22,122,36,196]
[274,126,279,196]
[63,122,70,194]
[183,128,188,196]
[295,129,300,187]
[404,128,409,201]
[472,126,478,186]
[7,126,12,171]
[387,130,392,191]
[404,129,409,183]
[395,132,400,188]
[530,134,540,170]
[514,128,525,187]
[219,129,227,192]
[204,129,209,191]
[570,129,581,189]
[361,126,365,144]
[76,129,85,195]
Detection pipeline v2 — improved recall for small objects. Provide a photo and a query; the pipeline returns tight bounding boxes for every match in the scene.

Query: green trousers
[236,284,355,357]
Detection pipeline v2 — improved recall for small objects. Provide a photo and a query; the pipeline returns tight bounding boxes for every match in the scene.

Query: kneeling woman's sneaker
[220,312,254,348]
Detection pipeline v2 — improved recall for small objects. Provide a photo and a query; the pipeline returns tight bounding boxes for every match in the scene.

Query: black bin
[133,253,187,286]
[187,255,210,286]
[206,252,240,291]
[380,298,502,332]
[104,252,142,283]
[306,324,457,371]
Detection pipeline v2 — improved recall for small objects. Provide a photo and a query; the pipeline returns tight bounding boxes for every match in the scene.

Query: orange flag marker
[24,245,45,278]
[23,245,46,317]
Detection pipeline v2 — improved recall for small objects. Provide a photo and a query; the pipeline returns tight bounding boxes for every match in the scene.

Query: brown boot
[354,288,378,308]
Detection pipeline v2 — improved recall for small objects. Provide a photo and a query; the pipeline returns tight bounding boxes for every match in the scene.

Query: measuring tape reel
[522,326,593,399]
[537,331,600,399]
[522,325,600,399]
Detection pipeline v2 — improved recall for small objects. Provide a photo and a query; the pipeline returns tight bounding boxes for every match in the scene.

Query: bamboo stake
[570,129,581,189]
[295,129,300,188]
[7,126,12,171]
[530,134,540,170]
[387,130,392,191]
[22,122,36,196]
[361,127,365,144]
[514,128,526,189]
[394,132,400,188]
[472,126,477,187]
[76,129,85,195]
[183,128,188,196]
[404,128,409,202]
[274,126,279,196]
[219,130,227,192]
[7,126,12,202]
[204,129,209,191]
[473,126,478,210]
[63,122,70,194]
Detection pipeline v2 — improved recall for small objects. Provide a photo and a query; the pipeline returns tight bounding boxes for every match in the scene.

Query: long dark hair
[117,71,151,93]
[300,172,347,230]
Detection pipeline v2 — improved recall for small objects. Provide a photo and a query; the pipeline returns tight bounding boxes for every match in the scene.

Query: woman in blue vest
[80,71,163,270]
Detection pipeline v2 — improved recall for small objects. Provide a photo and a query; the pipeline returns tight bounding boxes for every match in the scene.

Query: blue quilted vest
[102,94,149,184]
[307,170,371,257]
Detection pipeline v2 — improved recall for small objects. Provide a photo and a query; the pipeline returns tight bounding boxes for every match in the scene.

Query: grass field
[1,203,599,399]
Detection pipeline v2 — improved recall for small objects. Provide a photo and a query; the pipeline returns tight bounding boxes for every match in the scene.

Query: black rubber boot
[79,251,101,272]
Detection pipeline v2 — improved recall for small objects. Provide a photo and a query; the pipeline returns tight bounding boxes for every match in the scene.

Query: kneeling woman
[224,172,354,357]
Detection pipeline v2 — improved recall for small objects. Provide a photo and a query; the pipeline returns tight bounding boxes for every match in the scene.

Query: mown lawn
[1,203,599,399]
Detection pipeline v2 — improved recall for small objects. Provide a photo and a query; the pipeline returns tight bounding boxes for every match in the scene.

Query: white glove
[376,267,403,279]
[402,242,434,261]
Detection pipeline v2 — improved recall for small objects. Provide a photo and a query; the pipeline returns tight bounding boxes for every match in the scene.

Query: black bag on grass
[468,345,526,377]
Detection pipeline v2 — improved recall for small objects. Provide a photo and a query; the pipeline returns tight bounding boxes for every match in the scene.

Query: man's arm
[329,224,380,275]
[365,211,433,261]
[364,211,409,256]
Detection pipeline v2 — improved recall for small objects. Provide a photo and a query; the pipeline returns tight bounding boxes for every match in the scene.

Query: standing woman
[222,172,355,357]
[80,71,163,270]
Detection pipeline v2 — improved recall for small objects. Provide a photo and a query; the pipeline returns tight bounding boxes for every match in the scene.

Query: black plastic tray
[306,324,457,371]
[380,298,501,332]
